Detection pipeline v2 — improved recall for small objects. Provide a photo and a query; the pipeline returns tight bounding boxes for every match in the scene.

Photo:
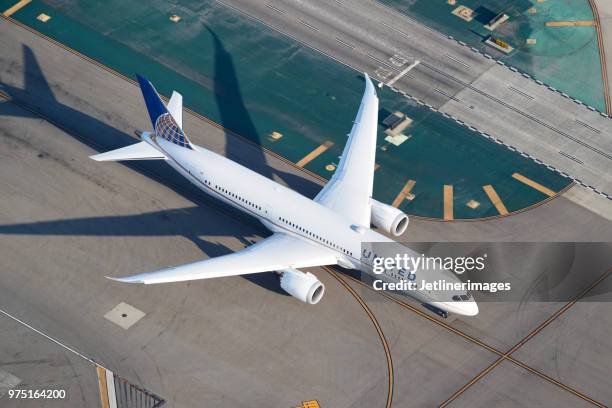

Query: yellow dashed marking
[294,400,321,408]
[512,173,556,196]
[443,185,454,220]
[2,0,31,16]
[391,179,416,207]
[483,185,508,215]
[296,141,333,167]
[546,20,594,27]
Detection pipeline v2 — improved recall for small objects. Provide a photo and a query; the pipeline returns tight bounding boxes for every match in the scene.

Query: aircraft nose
[432,300,479,317]
[460,301,479,316]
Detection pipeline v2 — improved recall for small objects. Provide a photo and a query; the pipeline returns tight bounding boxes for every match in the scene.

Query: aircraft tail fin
[136,74,167,127]
[136,74,192,149]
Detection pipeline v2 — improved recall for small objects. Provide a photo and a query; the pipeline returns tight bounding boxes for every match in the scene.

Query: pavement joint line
[324,268,394,408]
[2,0,31,17]
[439,267,612,408]
[0,13,580,222]
[339,271,609,408]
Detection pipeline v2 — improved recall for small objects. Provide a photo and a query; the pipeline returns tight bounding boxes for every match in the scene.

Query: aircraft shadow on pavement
[0,208,286,295]
[0,44,299,296]
[209,27,322,198]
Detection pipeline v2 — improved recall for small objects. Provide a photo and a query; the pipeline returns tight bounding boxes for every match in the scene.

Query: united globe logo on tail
[155,113,190,148]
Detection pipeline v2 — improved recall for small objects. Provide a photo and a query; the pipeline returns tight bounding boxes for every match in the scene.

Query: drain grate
[113,373,165,408]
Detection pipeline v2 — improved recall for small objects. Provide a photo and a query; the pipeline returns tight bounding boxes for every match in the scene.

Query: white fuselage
[148,134,478,316]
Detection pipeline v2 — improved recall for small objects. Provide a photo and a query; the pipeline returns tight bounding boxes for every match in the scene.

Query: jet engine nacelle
[370,199,409,237]
[279,268,325,304]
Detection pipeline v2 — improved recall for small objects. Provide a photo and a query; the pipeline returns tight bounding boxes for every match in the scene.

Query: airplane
[91,73,478,317]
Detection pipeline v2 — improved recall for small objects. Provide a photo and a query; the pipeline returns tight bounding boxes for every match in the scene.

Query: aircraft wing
[315,74,379,226]
[108,233,338,284]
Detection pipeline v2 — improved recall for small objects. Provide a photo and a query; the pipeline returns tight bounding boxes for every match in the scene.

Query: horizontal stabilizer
[90,141,165,161]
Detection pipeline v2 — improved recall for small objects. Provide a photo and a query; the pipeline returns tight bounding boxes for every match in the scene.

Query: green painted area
[382,0,606,112]
[2,0,571,218]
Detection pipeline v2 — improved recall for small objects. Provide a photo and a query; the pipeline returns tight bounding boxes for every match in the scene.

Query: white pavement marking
[0,308,95,364]
[104,302,146,330]
[386,60,420,87]
[106,369,118,408]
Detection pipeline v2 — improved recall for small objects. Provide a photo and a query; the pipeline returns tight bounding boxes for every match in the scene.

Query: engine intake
[279,268,325,304]
[370,199,409,236]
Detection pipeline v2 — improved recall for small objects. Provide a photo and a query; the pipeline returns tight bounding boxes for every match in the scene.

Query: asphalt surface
[0,313,100,408]
[1,14,612,408]
[217,0,612,200]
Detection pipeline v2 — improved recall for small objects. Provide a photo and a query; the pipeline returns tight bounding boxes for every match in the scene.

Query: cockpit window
[453,294,471,301]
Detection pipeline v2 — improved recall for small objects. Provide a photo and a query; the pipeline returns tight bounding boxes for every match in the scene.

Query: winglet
[363,73,376,97]
[106,276,145,284]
